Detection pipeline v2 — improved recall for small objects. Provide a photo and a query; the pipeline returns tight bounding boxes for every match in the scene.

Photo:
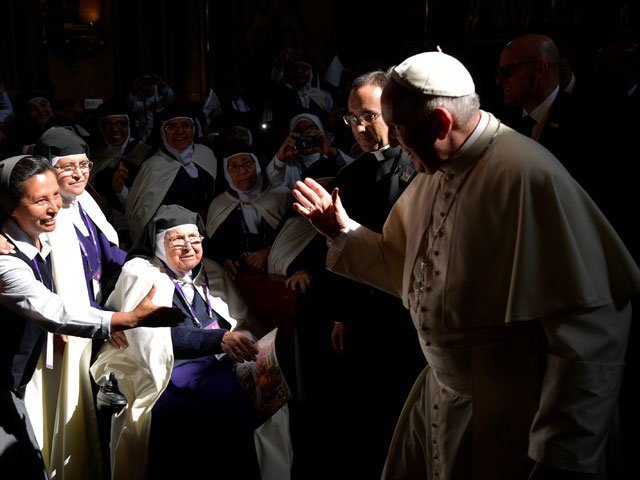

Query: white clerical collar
[372,144,390,161]
[452,110,490,160]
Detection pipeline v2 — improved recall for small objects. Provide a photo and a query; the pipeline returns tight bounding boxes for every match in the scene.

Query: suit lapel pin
[400,170,412,182]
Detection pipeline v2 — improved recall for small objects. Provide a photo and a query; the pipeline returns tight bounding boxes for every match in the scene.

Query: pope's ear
[430,107,454,140]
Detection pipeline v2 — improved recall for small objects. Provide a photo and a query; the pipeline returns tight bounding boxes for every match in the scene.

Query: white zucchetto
[392,51,475,97]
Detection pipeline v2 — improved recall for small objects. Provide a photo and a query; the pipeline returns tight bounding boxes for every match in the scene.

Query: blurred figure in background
[265,49,336,152]
[89,100,150,248]
[126,74,174,143]
[12,95,90,156]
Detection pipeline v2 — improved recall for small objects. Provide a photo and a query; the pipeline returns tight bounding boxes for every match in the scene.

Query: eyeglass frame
[54,160,94,175]
[496,60,540,79]
[227,160,256,174]
[163,120,194,133]
[166,234,204,249]
[342,112,381,126]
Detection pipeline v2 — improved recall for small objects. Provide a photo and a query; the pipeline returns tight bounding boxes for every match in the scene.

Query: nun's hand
[111,162,129,194]
[275,132,297,162]
[331,322,346,354]
[245,247,269,272]
[221,331,258,363]
[0,233,16,254]
[223,259,240,280]
[53,334,68,356]
[285,269,312,293]
[126,284,183,329]
[314,131,333,156]
[108,331,129,349]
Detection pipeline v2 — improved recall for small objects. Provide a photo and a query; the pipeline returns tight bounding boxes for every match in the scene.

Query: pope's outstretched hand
[292,177,350,240]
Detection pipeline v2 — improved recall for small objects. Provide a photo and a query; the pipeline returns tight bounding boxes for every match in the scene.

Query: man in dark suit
[496,33,581,170]
[327,70,425,479]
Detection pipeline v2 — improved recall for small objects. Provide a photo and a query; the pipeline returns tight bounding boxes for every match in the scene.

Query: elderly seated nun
[125,103,220,243]
[91,204,293,480]
[0,155,178,480]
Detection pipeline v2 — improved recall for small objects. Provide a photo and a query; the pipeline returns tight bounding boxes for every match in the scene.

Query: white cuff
[326,219,360,268]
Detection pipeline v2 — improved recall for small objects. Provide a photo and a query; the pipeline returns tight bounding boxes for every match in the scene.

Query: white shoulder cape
[268,215,318,276]
[205,184,292,238]
[126,144,218,242]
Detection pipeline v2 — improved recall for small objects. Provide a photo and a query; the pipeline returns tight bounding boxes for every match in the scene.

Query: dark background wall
[1,0,638,119]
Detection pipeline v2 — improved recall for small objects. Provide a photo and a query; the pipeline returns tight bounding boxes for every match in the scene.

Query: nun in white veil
[125,103,219,243]
[206,148,292,280]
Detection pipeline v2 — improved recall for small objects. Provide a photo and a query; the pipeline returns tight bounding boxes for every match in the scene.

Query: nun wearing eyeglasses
[91,204,293,480]
[267,112,352,190]
[207,146,326,295]
[125,103,220,243]
[33,126,126,307]
[88,100,151,247]
[206,148,291,279]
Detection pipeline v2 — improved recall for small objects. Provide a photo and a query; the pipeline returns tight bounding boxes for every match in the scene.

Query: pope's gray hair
[423,93,481,124]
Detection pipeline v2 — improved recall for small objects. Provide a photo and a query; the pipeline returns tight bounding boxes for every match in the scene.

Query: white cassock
[328,112,640,479]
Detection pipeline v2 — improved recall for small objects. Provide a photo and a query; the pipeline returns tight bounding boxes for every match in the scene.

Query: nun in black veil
[92,204,293,480]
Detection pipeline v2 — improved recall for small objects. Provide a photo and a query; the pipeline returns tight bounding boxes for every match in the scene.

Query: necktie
[515,115,536,137]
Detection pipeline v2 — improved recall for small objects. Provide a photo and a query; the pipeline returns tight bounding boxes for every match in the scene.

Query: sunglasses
[496,60,539,79]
